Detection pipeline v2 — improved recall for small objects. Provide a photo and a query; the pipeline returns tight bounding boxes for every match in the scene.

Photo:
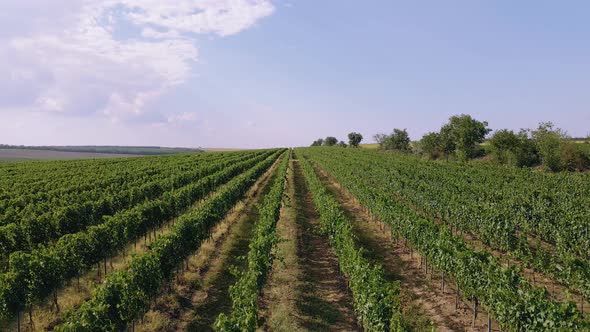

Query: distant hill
[0,145,203,156]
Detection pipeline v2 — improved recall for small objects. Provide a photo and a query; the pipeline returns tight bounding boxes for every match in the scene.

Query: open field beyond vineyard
[1,148,589,332]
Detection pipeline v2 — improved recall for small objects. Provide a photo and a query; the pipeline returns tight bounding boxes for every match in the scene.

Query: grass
[360,143,380,149]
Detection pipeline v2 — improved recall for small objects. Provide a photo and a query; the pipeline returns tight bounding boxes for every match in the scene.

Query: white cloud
[0,0,274,124]
[123,0,275,37]
[167,111,198,124]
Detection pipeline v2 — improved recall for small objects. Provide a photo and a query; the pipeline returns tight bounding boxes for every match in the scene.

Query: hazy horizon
[1,1,589,148]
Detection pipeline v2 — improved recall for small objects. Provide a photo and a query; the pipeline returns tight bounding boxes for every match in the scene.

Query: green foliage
[55,150,285,331]
[488,129,539,167]
[376,129,411,152]
[215,151,290,331]
[418,132,442,159]
[347,132,363,147]
[323,137,338,147]
[531,122,567,171]
[310,138,324,146]
[0,150,282,322]
[440,114,491,161]
[337,141,348,148]
[0,151,256,260]
[296,150,407,332]
[560,142,590,171]
[301,147,590,331]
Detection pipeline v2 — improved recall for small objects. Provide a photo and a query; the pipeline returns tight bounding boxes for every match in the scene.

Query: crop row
[215,150,290,331]
[301,148,588,331]
[297,150,405,332]
[0,150,280,322]
[306,148,590,303]
[0,152,264,260]
[54,150,284,331]
[0,152,237,226]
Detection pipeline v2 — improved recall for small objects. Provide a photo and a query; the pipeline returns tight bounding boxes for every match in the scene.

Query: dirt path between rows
[257,159,306,332]
[313,164,500,332]
[260,159,359,332]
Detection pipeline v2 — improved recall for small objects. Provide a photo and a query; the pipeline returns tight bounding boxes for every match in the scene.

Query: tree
[380,129,411,152]
[337,141,348,148]
[531,122,566,171]
[419,132,442,159]
[488,129,539,167]
[373,134,387,146]
[310,138,324,147]
[561,142,590,171]
[323,137,338,147]
[347,132,363,148]
[440,114,491,161]
[514,130,540,167]
[488,129,521,164]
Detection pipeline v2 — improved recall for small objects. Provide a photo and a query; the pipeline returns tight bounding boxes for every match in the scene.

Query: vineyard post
[472,297,478,327]
[28,305,33,329]
[53,289,60,313]
[487,311,491,332]
[17,311,20,332]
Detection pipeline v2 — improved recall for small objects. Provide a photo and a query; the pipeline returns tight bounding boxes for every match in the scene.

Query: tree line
[310,114,590,172]
[310,133,363,148]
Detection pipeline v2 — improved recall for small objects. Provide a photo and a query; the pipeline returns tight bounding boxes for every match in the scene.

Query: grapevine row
[296,151,406,332]
[307,148,590,303]
[0,150,280,322]
[0,152,261,260]
[53,150,284,331]
[301,148,589,331]
[215,150,290,331]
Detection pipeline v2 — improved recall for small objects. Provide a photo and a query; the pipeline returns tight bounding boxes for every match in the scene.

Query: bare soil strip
[314,164,501,332]
[135,155,281,332]
[273,159,359,332]
[257,160,307,332]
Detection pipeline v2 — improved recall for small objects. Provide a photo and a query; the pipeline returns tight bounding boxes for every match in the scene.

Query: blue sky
[1,1,589,148]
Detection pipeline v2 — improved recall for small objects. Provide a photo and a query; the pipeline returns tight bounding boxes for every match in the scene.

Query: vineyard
[0,147,589,331]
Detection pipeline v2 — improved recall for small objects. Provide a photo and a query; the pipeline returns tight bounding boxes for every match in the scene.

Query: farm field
[0,148,589,332]
[0,149,141,162]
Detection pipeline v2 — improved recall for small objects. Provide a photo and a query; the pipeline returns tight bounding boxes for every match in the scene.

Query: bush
[561,142,590,171]
[531,122,566,171]
[419,132,442,159]
[488,129,539,167]
[376,129,411,152]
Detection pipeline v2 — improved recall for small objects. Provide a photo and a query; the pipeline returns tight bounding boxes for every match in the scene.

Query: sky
[1,1,589,148]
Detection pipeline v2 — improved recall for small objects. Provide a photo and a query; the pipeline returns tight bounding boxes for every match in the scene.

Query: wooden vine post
[472,297,479,327]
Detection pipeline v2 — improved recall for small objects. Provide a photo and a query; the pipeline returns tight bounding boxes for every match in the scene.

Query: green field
[1,148,589,331]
